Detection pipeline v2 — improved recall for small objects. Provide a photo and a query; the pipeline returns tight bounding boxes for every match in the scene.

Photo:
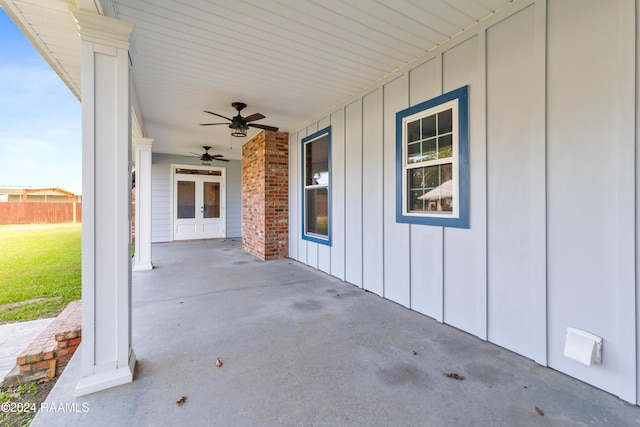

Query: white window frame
[401,100,460,219]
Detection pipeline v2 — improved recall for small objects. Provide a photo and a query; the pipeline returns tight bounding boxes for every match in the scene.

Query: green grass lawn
[0,224,81,324]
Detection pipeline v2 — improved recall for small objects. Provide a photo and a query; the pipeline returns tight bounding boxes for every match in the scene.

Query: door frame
[170,163,226,241]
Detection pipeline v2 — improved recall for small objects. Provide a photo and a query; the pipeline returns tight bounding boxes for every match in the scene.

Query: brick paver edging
[14,300,82,382]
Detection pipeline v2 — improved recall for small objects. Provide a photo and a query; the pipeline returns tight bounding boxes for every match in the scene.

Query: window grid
[406,110,454,212]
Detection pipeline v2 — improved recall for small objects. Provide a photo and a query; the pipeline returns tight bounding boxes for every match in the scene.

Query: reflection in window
[302,127,331,245]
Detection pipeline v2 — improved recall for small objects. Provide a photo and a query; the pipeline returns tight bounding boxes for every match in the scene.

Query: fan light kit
[189,146,229,165]
[200,102,279,138]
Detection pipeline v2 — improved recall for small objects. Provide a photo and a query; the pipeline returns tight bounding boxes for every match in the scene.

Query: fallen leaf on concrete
[534,406,544,416]
[443,372,464,380]
[215,358,223,368]
[176,396,187,406]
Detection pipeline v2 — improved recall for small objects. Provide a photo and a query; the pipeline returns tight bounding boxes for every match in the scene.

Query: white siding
[486,5,543,362]
[330,109,346,280]
[344,100,363,287]
[546,0,635,401]
[361,89,384,295]
[383,76,410,308]
[288,0,640,404]
[151,159,171,243]
[225,159,242,238]
[151,153,242,242]
[441,35,488,339]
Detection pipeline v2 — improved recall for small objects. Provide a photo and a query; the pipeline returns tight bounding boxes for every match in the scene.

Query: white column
[133,137,153,271]
[72,9,136,397]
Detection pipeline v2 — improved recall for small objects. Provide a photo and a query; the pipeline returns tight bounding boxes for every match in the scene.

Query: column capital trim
[134,137,154,148]
[72,9,133,50]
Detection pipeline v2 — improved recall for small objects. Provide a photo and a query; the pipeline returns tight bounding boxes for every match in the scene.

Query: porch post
[133,137,153,271]
[72,9,136,396]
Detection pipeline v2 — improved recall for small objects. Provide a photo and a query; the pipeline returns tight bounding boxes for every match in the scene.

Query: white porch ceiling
[2,0,513,160]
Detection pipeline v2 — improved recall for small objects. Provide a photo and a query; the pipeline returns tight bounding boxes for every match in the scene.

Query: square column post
[72,9,136,396]
[133,137,153,271]
[242,130,289,260]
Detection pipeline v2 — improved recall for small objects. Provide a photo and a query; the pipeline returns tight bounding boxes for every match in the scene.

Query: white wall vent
[564,327,602,366]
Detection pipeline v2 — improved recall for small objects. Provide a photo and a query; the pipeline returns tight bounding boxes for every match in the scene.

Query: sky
[0,7,82,194]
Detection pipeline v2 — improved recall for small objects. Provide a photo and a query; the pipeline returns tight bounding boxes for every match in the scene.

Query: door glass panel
[177,181,196,219]
[203,182,220,219]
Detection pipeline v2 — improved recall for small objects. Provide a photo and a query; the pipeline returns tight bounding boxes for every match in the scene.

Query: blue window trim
[301,126,332,245]
[396,86,469,228]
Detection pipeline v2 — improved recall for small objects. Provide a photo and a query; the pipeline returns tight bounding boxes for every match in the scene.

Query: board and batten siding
[151,153,242,243]
[288,0,639,404]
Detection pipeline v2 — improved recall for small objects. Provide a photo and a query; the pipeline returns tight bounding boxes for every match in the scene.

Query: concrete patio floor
[33,239,640,426]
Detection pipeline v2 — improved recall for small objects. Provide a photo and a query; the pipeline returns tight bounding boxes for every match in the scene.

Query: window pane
[202,182,220,219]
[407,163,453,213]
[439,109,453,134]
[407,120,421,142]
[407,141,421,164]
[422,115,437,138]
[305,136,329,186]
[409,167,424,189]
[177,181,195,218]
[422,138,437,161]
[438,134,453,159]
[306,188,328,236]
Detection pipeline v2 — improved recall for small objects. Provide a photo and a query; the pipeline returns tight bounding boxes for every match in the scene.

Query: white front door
[173,168,225,240]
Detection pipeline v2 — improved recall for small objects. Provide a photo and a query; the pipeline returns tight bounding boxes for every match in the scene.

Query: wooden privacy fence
[0,202,82,224]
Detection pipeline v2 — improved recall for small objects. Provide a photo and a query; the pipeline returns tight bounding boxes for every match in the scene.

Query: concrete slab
[32,239,640,426]
[0,317,54,383]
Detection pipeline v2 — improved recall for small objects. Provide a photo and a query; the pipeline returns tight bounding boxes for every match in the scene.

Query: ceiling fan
[189,146,229,163]
[200,102,279,137]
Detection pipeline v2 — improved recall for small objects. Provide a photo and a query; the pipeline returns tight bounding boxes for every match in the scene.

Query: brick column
[242,131,289,260]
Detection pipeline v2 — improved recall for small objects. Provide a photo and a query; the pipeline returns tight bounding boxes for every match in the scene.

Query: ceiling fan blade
[249,123,279,132]
[214,158,230,162]
[203,110,232,121]
[189,152,202,156]
[244,113,266,122]
[200,123,229,126]
[211,154,224,158]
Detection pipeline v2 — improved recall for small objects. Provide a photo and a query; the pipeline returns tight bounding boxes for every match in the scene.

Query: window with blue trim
[302,126,331,245]
[396,86,469,228]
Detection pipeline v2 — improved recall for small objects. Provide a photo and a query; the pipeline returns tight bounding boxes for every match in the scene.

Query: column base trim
[75,348,136,397]
[133,262,153,271]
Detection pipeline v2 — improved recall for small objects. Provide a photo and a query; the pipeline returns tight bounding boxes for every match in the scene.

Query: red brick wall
[242,131,289,260]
